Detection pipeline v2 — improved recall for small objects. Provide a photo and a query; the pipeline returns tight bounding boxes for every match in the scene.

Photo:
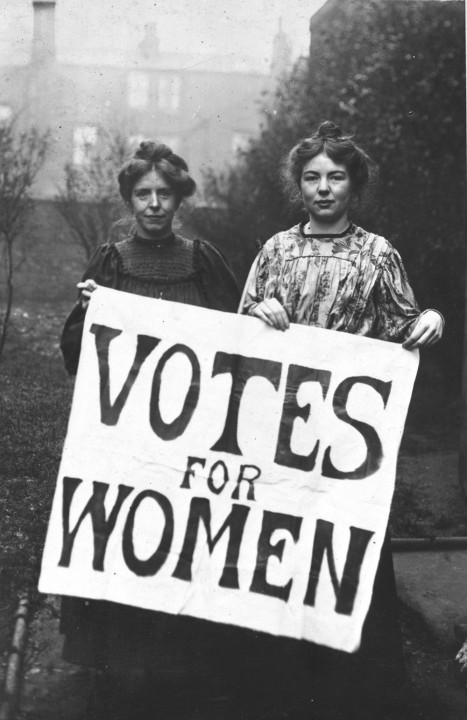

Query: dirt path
[8,595,466,720]
[17,598,92,720]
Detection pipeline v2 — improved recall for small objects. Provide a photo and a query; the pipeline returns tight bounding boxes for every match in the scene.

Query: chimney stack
[139,22,160,62]
[271,18,291,79]
[32,0,56,65]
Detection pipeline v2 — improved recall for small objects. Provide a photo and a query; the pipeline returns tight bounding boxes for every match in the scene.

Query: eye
[159,189,172,198]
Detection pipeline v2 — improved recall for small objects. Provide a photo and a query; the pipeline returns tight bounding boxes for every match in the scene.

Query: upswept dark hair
[281,121,376,211]
[118,141,197,203]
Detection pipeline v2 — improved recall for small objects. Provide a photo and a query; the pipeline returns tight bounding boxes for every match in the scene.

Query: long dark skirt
[60,537,406,719]
[236,536,408,719]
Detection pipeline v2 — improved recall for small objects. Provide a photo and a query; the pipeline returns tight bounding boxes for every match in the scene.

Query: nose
[318,177,330,195]
[148,191,159,207]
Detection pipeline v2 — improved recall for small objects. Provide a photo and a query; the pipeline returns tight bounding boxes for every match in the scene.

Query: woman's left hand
[77,279,99,309]
[402,310,444,349]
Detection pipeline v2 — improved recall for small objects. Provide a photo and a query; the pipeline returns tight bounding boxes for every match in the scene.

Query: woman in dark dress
[61,141,239,375]
[238,122,443,719]
[60,141,241,720]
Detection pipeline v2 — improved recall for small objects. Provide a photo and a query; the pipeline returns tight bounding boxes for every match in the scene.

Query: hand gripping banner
[39,287,419,652]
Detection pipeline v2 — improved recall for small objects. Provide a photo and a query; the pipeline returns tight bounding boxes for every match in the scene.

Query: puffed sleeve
[197,240,240,312]
[372,248,422,342]
[238,246,272,315]
[60,245,118,375]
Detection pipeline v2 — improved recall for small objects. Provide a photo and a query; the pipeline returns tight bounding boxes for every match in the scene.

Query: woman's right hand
[251,298,290,331]
[77,279,98,309]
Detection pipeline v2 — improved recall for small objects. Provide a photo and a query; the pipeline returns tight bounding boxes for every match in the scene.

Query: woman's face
[130,168,179,239]
[300,153,352,226]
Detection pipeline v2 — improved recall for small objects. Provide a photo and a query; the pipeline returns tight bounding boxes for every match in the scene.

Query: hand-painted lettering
[90,323,160,426]
[172,497,250,589]
[122,490,174,576]
[303,519,374,614]
[250,511,302,601]
[59,476,133,570]
[210,353,282,455]
[275,365,331,471]
[322,376,392,480]
[149,343,201,440]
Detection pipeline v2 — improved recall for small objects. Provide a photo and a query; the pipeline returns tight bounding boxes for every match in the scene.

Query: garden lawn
[0,302,73,657]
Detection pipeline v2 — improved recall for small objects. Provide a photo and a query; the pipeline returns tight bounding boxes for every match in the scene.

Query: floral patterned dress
[240,222,422,341]
[238,222,422,717]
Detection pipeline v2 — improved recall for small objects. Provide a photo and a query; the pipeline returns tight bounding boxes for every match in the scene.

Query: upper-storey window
[0,105,12,124]
[128,72,149,109]
[231,132,249,156]
[157,75,181,113]
[73,125,98,165]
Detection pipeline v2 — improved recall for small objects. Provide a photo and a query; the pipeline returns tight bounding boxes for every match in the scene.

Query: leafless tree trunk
[459,251,467,499]
[0,231,14,358]
[55,130,129,260]
[0,120,49,359]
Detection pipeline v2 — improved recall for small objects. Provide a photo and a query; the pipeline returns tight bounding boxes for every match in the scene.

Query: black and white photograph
[0,1,466,718]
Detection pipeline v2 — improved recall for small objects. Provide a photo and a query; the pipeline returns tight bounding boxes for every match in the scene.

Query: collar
[300,221,353,239]
[132,231,176,249]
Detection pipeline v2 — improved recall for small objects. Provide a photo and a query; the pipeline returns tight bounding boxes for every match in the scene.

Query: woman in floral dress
[238,121,443,719]
[241,122,442,346]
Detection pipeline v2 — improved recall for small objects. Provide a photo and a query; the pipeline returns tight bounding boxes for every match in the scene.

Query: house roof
[64,50,269,75]
[309,0,463,30]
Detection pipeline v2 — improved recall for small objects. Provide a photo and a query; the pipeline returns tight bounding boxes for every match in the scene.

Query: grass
[390,452,467,537]
[398,600,467,719]
[0,303,73,657]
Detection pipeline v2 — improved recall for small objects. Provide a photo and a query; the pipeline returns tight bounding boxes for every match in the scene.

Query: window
[0,105,12,124]
[231,132,249,156]
[128,72,149,110]
[73,126,98,165]
[157,75,181,113]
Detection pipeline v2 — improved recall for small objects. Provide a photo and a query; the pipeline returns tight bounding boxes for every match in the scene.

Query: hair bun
[134,141,188,172]
[134,141,171,160]
[316,121,342,140]
[134,140,157,158]
[168,152,189,172]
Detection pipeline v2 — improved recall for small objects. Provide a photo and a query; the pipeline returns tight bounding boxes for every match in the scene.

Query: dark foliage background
[190,0,465,391]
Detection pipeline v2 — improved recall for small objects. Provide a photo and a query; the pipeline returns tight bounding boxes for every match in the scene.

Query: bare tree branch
[55,130,129,260]
[0,120,49,359]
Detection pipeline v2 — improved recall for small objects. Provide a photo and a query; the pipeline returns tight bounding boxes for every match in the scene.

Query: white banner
[39,287,419,652]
